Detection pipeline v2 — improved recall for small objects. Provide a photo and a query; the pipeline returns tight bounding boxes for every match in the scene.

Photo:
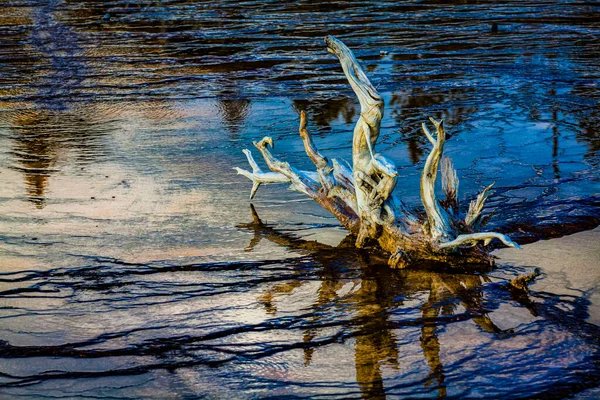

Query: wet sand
[496,227,600,325]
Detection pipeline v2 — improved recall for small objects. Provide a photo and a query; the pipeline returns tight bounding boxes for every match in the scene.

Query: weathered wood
[234,36,519,268]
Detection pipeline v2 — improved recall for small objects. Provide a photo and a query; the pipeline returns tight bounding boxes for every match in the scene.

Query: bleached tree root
[235,35,519,268]
[439,233,521,250]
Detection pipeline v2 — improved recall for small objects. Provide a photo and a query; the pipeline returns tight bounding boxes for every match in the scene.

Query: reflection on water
[390,87,477,164]
[1,0,600,398]
[292,99,358,134]
[0,207,599,398]
[217,98,252,136]
[240,207,595,398]
[9,109,112,207]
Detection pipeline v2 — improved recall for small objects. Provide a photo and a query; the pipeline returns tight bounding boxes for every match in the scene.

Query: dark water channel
[1,1,600,398]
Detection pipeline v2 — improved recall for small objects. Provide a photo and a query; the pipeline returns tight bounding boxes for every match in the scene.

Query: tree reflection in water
[9,109,112,208]
[239,205,599,399]
[292,98,357,134]
[390,87,477,164]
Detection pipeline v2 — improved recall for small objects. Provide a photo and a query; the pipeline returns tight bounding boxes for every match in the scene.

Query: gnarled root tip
[388,248,411,268]
[509,268,542,292]
[255,136,274,149]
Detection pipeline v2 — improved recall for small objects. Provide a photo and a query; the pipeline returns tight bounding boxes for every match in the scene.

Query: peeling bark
[234,36,519,268]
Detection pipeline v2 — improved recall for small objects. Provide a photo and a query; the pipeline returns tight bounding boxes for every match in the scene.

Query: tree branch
[298,111,335,190]
[441,156,459,215]
[233,149,289,199]
[465,182,495,229]
[420,118,452,240]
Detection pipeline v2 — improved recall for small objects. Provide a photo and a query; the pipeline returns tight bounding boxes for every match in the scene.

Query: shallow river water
[1,1,600,398]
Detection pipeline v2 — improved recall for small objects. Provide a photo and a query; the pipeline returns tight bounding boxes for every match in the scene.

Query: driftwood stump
[235,36,519,268]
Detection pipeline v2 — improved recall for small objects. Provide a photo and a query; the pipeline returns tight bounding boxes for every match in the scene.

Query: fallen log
[235,36,519,268]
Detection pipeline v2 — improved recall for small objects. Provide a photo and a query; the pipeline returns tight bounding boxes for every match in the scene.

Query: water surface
[1,0,600,398]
